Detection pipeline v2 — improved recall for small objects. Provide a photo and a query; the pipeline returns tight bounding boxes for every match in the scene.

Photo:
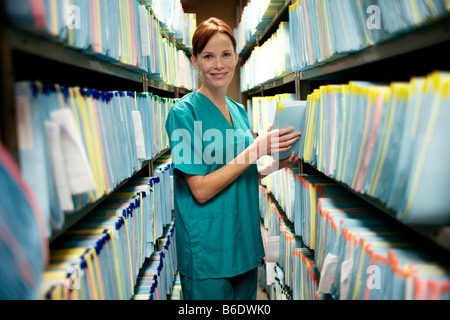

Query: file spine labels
[259,184,322,300]
[0,143,49,300]
[240,21,292,92]
[145,0,196,52]
[260,168,450,300]
[288,0,450,71]
[287,71,450,225]
[234,0,285,56]
[246,93,296,135]
[41,160,177,300]
[14,81,177,238]
[6,0,198,91]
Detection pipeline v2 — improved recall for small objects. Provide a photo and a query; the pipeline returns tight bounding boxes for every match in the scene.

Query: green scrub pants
[180,267,258,300]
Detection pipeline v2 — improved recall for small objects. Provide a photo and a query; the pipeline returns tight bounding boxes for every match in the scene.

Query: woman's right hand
[253,125,301,159]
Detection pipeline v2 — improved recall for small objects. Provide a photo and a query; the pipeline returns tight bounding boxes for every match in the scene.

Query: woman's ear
[191,55,199,70]
[234,50,239,66]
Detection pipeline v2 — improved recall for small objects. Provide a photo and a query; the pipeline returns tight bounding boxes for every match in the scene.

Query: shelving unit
[241,2,450,265]
[0,0,188,253]
[238,0,292,59]
[5,25,182,240]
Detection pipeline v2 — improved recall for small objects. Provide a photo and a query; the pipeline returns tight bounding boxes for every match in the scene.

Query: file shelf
[241,1,450,300]
[9,28,144,85]
[302,163,450,252]
[247,71,296,96]
[0,0,190,300]
[49,147,170,244]
[10,27,192,97]
[238,0,292,59]
[299,16,450,81]
[242,16,450,97]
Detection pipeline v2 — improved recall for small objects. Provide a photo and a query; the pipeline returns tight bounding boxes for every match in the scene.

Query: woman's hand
[253,125,301,159]
[279,151,301,169]
[258,151,302,180]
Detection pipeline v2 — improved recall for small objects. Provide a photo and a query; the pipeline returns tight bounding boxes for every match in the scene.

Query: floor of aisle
[257,284,269,300]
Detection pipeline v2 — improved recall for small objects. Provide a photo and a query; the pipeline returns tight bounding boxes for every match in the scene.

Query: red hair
[192,17,237,57]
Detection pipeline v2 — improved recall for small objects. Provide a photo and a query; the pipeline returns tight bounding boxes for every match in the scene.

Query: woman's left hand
[279,151,301,170]
[258,151,302,179]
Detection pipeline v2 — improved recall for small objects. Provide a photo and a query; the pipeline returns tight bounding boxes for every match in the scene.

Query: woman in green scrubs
[165,17,301,300]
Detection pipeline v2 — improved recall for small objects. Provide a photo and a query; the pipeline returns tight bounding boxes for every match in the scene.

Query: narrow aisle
[257,284,269,300]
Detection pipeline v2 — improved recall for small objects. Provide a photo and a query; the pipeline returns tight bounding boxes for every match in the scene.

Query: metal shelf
[239,0,292,60]
[303,163,450,252]
[10,28,144,84]
[242,17,450,97]
[50,148,171,243]
[49,160,150,243]
[245,72,296,95]
[299,17,450,81]
[147,78,191,96]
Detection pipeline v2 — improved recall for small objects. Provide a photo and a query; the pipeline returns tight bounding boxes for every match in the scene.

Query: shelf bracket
[295,73,311,101]
[142,74,148,93]
[294,71,301,100]
[0,2,18,163]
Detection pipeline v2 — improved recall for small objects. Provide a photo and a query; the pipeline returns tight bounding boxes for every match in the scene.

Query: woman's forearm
[184,142,260,204]
[184,127,301,204]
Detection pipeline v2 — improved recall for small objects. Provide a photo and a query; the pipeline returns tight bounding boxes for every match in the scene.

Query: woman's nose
[213,57,224,69]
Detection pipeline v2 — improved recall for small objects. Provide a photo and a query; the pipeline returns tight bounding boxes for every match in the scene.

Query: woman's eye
[204,55,212,60]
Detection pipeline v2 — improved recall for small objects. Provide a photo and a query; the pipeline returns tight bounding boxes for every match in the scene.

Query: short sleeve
[165,105,209,176]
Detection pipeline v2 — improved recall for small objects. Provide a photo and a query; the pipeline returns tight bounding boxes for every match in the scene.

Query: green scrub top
[165,91,265,280]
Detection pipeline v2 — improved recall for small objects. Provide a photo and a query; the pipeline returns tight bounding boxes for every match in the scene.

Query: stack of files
[315,197,450,300]
[279,219,303,292]
[271,100,308,160]
[141,5,198,90]
[146,0,197,51]
[41,181,148,299]
[119,176,164,257]
[153,160,173,228]
[259,186,286,237]
[261,166,299,226]
[240,21,292,92]
[131,251,167,300]
[300,71,450,225]
[143,9,198,90]
[292,247,320,300]
[14,81,177,238]
[314,197,379,273]
[268,265,292,300]
[132,220,177,300]
[155,221,177,297]
[293,174,353,251]
[234,0,286,57]
[7,0,149,73]
[177,13,197,52]
[6,1,198,90]
[261,221,282,268]
[40,174,171,300]
[247,93,295,135]
[259,263,267,290]
[288,0,450,71]
[168,272,183,300]
[0,143,49,300]
[355,0,450,47]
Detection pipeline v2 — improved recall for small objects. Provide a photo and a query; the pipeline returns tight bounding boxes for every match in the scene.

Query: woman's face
[192,32,238,91]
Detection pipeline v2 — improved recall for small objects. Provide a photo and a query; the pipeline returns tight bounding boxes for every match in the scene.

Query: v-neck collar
[194,91,235,129]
